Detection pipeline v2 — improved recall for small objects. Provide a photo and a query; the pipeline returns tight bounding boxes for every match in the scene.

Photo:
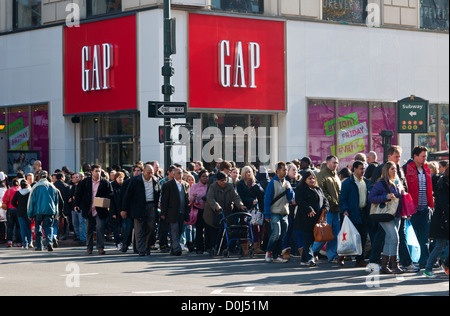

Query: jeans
[18,217,32,247]
[313,211,340,261]
[170,213,185,254]
[426,239,449,272]
[35,215,55,250]
[379,217,401,256]
[72,210,86,242]
[410,208,431,267]
[266,214,288,257]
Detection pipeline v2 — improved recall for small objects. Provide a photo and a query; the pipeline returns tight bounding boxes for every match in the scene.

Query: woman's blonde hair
[378,161,400,188]
[240,166,255,185]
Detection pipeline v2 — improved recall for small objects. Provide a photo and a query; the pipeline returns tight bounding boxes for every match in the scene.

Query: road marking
[211,289,263,296]
[132,290,174,295]
[357,289,390,294]
[60,273,99,277]
[244,287,294,293]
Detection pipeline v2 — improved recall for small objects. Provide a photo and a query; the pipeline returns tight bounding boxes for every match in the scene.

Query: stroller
[210,210,255,258]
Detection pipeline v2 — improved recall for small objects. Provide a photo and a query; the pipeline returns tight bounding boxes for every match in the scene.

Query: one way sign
[148,101,187,119]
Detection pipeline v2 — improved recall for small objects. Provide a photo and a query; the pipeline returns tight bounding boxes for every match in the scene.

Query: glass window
[308,99,336,167]
[13,0,41,30]
[439,104,449,150]
[186,113,273,170]
[322,0,367,24]
[420,0,449,31]
[80,112,140,171]
[211,0,264,14]
[31,104,49,172]
[417,104,438,153]
[371,102,398,162]
[308,99,398,168]
[87,0,122,17]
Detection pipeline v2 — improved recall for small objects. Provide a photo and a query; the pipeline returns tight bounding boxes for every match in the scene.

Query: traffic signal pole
[162,0,175,172]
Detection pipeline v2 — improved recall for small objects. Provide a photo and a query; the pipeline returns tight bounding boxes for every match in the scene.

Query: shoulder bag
[369,181,399,222]
[314,211,334,242]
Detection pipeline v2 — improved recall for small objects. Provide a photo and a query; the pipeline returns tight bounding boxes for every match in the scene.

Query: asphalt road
[0,243,448,299]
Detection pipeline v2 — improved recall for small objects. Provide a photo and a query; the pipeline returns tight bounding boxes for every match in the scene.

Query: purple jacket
[368,180,403,218]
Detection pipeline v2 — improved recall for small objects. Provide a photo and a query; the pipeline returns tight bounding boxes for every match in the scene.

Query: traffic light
[159,126,169,144]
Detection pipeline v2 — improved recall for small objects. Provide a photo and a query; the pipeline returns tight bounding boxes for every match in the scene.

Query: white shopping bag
[337,216,362,256]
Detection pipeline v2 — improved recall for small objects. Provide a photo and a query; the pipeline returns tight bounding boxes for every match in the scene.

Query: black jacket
[110,181,123,218]
[74,177,113,220]
[122,175,161,220]
[54,180,71,217]
[161,179,190,223]
[294,183,329,233]
[430,176,449,240]
[11,189,30,218]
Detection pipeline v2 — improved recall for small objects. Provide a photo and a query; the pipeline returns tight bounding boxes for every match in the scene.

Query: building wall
[0,26,78,173]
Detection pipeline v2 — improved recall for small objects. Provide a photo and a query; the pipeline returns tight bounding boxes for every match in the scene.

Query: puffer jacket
[27,179,61,218]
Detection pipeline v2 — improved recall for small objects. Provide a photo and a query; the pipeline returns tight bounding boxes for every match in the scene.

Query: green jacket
[316,167,341,213]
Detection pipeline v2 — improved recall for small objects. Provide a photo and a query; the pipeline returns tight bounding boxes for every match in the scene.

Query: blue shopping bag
[405,220,421,263]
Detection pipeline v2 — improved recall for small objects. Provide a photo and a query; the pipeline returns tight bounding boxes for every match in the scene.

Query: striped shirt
[417,169,428,210]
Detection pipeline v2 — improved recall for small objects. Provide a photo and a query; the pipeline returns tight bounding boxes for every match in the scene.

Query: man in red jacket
[403,146,434,268]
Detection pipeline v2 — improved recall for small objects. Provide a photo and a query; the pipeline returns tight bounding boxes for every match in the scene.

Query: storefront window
[186,113,273,170]
[371,102,398,160]
[308,99,398,168]
[439,104,449,150]
[13,0,41,30]
[420,0,449,31]
[417,104,438,152]
[322,0,367,24]
[211,0,264,14]
[87,0,122,17]
[80,112,140,171]
[1,104,49,175]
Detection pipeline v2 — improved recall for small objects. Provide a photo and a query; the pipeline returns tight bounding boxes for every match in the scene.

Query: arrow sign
[409,111,417,117]
[148,101,187,118]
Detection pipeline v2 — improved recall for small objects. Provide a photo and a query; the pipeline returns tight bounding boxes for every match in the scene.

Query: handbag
[370,181,400,222]
[401,193,417,217]
[370,198,399,222]
[184,205,198,226]
[1,189,11,211]
[314,211,334,243]
[250,206,264,226]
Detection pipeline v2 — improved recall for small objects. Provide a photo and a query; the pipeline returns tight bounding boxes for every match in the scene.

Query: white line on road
[357,289,391,294]
[60,273,99,277]
[132,290,174,295]
[211,289,264,296]
[244,287,294,293]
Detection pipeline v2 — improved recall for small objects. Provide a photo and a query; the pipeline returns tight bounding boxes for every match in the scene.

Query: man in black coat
[54,172,71,241]
[122,164,161,256]
[74,165,113,255]
[161,167,190,256]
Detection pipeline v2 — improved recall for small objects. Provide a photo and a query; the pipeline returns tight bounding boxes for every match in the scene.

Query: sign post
[397,95,429,151]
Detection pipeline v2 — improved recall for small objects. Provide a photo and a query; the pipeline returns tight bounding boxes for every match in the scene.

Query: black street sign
[148,101,187,119]
[397,96,429,134]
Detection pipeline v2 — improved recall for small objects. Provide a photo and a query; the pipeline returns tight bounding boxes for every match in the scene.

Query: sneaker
[7,241,12,248]
[403,264,420,273]
[423,270,436,278]
[442,264,449,276]
[265,252,273,263]
[301,260,316,267]
[274,256,288,263]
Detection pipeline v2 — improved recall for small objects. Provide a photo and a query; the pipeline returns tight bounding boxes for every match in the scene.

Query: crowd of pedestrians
[0,146,448,278]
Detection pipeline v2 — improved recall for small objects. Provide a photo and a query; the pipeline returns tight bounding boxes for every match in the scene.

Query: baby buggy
[210,210,255,258]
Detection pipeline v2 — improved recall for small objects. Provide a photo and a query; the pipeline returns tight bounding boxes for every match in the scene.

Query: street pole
[162,0,175,172]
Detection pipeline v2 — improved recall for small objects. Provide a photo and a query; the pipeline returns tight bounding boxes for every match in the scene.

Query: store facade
[1,7,448,175]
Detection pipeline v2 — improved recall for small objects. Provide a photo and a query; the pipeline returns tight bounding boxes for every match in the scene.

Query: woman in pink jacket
[2,179,21,247]
[189,169,209,254]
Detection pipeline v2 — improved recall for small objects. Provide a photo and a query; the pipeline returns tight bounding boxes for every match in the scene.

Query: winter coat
[430,176,449,240]
[368,180,403,218]
[316,167,341,213]
[236,179,265,211]
[339,176,370,225]
[74,177,113,220]
[27,179,62,218]
[204,182,244,228]
[294,183,329,233]
[403,159,434,209]
[11,189,30,218]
